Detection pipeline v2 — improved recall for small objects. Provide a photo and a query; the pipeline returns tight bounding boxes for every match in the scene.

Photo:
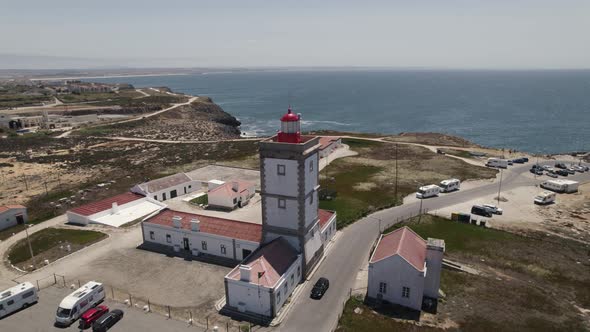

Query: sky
[1,0,590,69]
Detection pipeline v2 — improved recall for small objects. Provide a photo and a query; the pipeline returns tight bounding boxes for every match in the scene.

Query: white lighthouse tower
[259,107,324,276]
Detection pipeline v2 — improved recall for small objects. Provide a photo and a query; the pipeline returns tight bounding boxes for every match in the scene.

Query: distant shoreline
[29,73,189,81]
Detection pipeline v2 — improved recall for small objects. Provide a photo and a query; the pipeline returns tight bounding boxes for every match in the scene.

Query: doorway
[183,238,190,251]
[16,215,24,225]
[170,190,178,199]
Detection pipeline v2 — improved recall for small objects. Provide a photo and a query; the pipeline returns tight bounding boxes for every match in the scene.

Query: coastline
[29,72,190,81]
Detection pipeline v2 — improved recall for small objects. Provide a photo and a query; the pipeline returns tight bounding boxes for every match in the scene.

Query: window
[149,231,155,240]
[278,198,286,209]
[379,282,387,294]
[22,290,34,299]
[163,193,167,200]
[153,195,157,200]
[233,198,237,204]
[290,274,294,286]
[7,299,14,306]
[310,194,313,205]
[201,241,207,250]
[297,266,301,277]
[276,291,281,304]
[166,234,171,243]
[188,185,192,189]
[402,286,410,298]
[309,160,314,173]
[80,300,88,308]
[220,244,226,255]
[277,164,286,176]
[0,304,3,310]
[284,283,288,294]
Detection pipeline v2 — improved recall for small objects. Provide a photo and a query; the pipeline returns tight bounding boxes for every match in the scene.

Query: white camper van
[55,281,105,326]
[439,179,461,193]
[486,158,508,169]
[534,191,556,205]
[0,282,38,318]
[416,185,441,199]
[540,179,579,193]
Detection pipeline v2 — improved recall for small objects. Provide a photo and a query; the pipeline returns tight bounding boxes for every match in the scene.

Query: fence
[23,273,259,331]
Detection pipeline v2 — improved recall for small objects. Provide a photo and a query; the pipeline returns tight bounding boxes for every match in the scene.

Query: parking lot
[0,286,205,332]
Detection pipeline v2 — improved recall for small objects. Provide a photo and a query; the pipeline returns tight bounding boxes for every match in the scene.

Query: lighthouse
[258,107,324,277]
[277,107,302,143]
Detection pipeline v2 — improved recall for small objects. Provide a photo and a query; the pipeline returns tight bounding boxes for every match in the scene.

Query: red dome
[281,107,299,122]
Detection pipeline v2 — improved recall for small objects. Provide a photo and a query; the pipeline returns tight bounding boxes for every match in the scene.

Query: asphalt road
[279,161,590,332]
[0,286,204,332]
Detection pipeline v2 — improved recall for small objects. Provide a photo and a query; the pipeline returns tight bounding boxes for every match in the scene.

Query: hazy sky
[1,0,590,69]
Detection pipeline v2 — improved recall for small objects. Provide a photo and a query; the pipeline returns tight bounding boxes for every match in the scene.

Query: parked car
[555,169,569,176]
[546,172,558,178]
[79,305,109,330]
[507,160,513,166]
[471,205,492,217]
[482,204,504,215]
[555,163,567,169]
[92,309,123,332]
[522,157,529,162]
[310,277,330,300]
[572,165,585,173]
[565,167,576,175]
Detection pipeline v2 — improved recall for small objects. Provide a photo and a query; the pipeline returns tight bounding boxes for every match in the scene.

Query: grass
[190,194,208,205]
[339,215,590,331]
[437,148,474,159]
[7,227,106,265]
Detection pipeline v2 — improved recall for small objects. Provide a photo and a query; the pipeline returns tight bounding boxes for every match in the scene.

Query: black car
[555,163,567,169]
[92,309,124,332]
[522,157,529,162]
[471,205,492,217]
[310,277,330,299]
[512,158,525,164]
[555,169,568,176]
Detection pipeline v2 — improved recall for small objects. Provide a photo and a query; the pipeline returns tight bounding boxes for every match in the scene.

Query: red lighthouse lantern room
[277,106,301,143]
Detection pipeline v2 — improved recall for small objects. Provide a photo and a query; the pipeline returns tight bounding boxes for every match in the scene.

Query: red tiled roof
[318,136,340,150]
[208,180,255,197]
[69,192,144,216]
[144,209,262,243]
[0,205,26,213]
[318,209,335,230]
[369,226,426,271]
[227,237,299,287]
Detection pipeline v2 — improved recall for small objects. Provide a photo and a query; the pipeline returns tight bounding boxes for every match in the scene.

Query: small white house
[67,192,165,227]
[141,208,261,261]
[0,205,27,231]
[318,209,337,245]
[318,136,342,159]
[131,173,201,202]
[368,226,445,311]
[208,180,256,210]
[224,237,302,319]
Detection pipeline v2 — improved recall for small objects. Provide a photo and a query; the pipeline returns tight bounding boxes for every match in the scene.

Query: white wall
[66,211,90,226]
[142,222,259,261]
[423,247,444,299]
[150,180,201,201]
[368,255,425,311]
[320,213,337,245]
[271,255,302,315]
[303,223,323,265]
[263,196,298,229]
[304,154,318,195]
[263,158,298,197]
[304,191,318,228]
[0,208,27,231]
[226,279,273,317]
[208,190,236,210]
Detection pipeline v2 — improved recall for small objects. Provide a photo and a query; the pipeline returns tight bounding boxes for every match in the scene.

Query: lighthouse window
[309,161,314,172]
[277,164,286,176]
[278,198,286,209]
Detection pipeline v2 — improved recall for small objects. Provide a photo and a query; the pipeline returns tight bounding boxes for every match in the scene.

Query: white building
[0,205,27,231]
[141,209,261,261]
[208,180,256,210]
[367,226,445,311]
[131,173,201,201]
[318,136,342,159]
[67,192,165,227]
[225,238,302,319]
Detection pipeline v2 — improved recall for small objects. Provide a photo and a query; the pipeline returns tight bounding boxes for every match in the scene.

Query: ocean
[89,70,590,154]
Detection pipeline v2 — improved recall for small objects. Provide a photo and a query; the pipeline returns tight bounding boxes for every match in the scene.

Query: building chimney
[172,216,182,228]
[239,265,252,282]
[232,181,239,192]
[111,202,119,213]
[190,218,200,232]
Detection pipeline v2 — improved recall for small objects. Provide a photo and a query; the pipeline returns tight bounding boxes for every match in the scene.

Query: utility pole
[24,222,36,270]
[394,144,399,203]
[497,168,503,206]
[22,174,29,191]
[418,197,424,223]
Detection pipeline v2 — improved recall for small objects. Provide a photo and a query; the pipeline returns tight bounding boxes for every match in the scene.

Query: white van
[416,185,441,199]
[55,281,105,326]
[0,282,38,318]
[534,191,556,205]
[486,158,508,169]
[439,179,461,193]
[540,179,579,193]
